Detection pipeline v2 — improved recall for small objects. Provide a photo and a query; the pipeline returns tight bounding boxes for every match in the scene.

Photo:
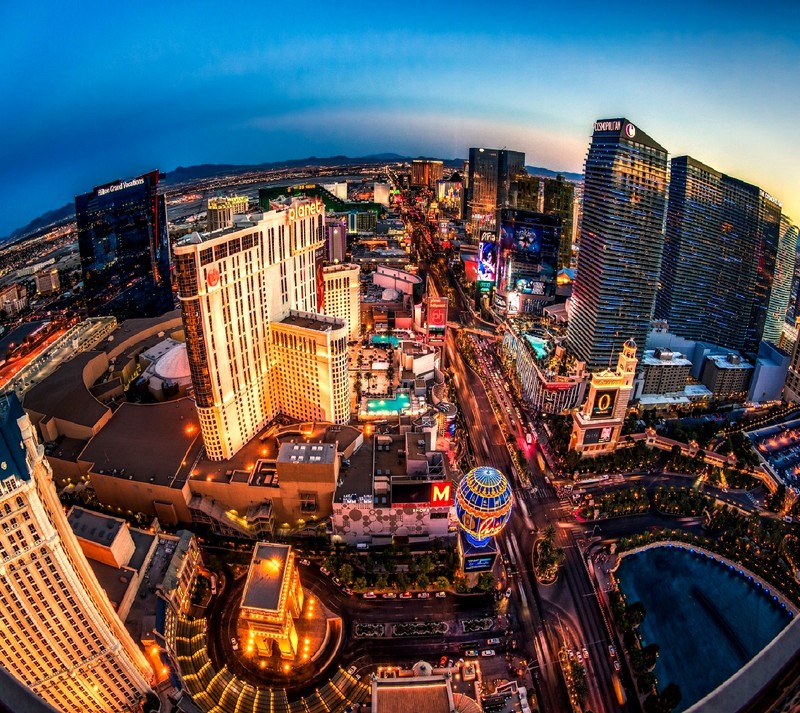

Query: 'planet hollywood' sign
[97,177,145,196]
[287,199,324,223]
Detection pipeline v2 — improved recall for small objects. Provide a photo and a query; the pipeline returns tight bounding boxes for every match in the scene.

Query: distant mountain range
[4,154,582,243]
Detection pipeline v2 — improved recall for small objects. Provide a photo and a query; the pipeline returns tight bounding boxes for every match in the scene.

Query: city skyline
[1,0,799,237]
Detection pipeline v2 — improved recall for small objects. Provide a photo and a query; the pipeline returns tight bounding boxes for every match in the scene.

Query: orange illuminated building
[239,543,304,659]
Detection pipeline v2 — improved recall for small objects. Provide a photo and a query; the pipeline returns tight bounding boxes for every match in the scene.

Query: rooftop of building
[706,353,754,369]
[372,676,453,713]
[241,543,293,612]
[23,351,110,428]
[642,349,693,367]
[182,421,351,487]
[68,506,124,546]
[334,435,374,503]
[277,441,336,465]
[275,310,346,333]
[322,263,359,274]
[43,436,87,463]
[98,310,182,356]
[79,399,202,488]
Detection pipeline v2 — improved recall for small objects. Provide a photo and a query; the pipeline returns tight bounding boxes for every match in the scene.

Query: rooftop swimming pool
[371,335,400,348]
[365,393,410,415]
[615,545,791,711]
[524,334,549,360]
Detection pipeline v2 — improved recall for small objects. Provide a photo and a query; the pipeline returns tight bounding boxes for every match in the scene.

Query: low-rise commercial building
[640,348,692,395]
[701,353,754,400]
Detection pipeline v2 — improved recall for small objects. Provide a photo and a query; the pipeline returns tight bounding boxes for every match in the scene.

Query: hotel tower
[567,119,669,370]
[174,198,349,461]
[0,394,153,711]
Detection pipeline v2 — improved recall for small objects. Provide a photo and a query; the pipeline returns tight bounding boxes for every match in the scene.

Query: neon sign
[288,199,324,223]
[431,483,452,506]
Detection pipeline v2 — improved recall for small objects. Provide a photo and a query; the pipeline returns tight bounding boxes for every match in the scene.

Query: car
[382,592,397,599]
[464,649,479,657]
[785,515,794,523]
[299,558,310,566]
[481,650,496,657]
[363,591,376,599]
[347,665,357,675]
[439,656,448,667]
[582,647,589,659]
[447,659,454,668]
[608,645,616,657]
[567,649,574,659]
[230,637,238,651]
[436,591,447,598]
[400,592,412,599]
[614,660,621,671]
[343,587,353,596]
[576,652,583,663]
[320,567,330,576]
[332,577,342,586]
[486,638,500,646]
[505,587,512,598]
[417,592,430,599]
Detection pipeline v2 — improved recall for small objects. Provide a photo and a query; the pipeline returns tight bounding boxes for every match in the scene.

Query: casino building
[567,119,669,371]
[331,428,456,546]
[570,339,638,457]
[174,198,349,461]
[76,170,173,321]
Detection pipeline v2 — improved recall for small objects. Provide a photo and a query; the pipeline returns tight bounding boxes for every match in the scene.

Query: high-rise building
[76,171,173,321]
[567,119,669,370]
[0,394,153,711]
[322,263,361,340]
[34,269,60,296]
[410,160,444,188]
[764,217,798,345]
[325,214,348,263]
[543,175,576,270]
[206,195,249,232]
[174,198,348,461]
[466,148,526,220]
[656,157,783,354]
[271,311,349,426]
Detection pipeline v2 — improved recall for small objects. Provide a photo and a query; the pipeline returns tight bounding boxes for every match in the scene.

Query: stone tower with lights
[570,339,638,457]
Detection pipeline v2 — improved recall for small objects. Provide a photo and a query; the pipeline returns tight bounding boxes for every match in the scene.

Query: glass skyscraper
[567,119,669,371]
[76,170,173,321]
[656,157,784,354]
[466,148,525,220]
[764,217,799,343]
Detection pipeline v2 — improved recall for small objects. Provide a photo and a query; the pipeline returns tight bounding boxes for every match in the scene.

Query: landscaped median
[533,525,564,584]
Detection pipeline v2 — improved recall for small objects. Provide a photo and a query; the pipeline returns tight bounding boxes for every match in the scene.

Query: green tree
[396,572,410,591]
[626,601,647,629]
[338,563,354,585]
[354,576,367,591]
[661,683,682,712]
[416,573,430,589]
[434,576,450,589]
[476,572,494,592]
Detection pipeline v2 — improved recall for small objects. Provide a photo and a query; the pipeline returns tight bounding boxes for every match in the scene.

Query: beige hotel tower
[174,197,349,461]
[0,394,153,711]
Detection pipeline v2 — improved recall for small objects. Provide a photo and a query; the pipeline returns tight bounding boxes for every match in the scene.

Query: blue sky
[1,0,798,237]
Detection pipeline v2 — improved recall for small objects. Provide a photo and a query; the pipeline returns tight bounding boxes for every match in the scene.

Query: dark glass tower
[76,170,173,320]
[467,148,525,220]
[655,156,722,340]
[567,119,669,370]
[656,157,783,354]
[543,175,575,270]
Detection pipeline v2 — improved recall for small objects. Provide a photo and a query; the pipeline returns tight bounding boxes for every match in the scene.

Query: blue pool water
[371,335,400,347]
[366,393,410,414]
[524,335,549,360]
[615,546,791,711]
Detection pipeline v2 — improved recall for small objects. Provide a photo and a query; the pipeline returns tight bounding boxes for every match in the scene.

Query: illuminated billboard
[507,291,520,315]
[463,553,496,572]
[497,209,560,298]
[591,389,617,419]
[583,426,614,445]
[478,240,498,284]
[427,297,448,341]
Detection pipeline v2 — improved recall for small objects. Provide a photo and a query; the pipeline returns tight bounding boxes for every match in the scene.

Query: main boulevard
[414,211,637,712]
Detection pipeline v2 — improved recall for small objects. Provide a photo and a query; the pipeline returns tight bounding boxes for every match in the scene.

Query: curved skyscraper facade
[0,394,153,712]
[567,119,669,371]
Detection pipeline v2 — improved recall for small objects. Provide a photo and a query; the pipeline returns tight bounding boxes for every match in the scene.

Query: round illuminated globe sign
[455,466,513,548]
